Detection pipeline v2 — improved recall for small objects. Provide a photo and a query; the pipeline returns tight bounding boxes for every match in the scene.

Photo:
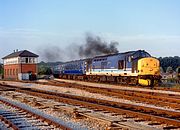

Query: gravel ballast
[0,81,179,113]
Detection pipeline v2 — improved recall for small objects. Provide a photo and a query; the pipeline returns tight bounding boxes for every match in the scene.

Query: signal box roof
[2,50,39,59]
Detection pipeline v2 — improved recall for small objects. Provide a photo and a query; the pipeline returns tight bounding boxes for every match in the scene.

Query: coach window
[118,60,124,69]
[101,62,107,70]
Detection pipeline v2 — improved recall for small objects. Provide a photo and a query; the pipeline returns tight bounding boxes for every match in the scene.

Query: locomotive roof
[93,50,145,59]
[58,50,150,65]
[61,58,87,64]
[2,50,39,59]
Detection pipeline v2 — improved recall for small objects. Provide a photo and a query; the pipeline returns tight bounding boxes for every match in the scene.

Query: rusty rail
[14,87,180,128]
[47,80,180,109]
[0,115,19,130]
[1,82,180,128]
[0,98,72,130]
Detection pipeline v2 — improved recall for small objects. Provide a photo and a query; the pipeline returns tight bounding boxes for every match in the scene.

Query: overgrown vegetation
[38,61,63,75]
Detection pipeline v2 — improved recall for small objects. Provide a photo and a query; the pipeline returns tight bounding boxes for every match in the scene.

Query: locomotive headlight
[149,69,153,71]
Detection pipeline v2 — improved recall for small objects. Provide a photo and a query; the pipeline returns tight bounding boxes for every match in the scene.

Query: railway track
[47,80,180,110]
[0,83,180,129]
[2,79,180,98]
[2,78,180,92]
[0,88,146,130]
[19,79,180,101]
[54,78,180,92]
[0,95,72,130]
[59,79,180,99]
[2,91,145,130]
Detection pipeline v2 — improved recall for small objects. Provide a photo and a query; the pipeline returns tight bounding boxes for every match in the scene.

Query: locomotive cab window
[118,60,124,69]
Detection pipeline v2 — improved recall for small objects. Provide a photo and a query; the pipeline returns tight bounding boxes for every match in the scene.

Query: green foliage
[38,61,63,75]
[38,65,52,75]
[158,56,180,72]
[0,64,3,75]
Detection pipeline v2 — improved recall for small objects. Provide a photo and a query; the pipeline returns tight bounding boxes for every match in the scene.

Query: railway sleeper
[2,83,179,128]
[163,126,180,130]
[0,115,19,130]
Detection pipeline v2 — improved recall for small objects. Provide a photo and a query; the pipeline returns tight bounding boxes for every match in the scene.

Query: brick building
[2,50,39,80]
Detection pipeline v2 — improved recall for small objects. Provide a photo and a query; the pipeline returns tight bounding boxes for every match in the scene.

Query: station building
[2,50,39,80]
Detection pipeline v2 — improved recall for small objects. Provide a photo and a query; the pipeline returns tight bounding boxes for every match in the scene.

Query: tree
[45,68,52,75]
[0,64,3,75]
[176,67,180,73]
[166,66,173,74]
[158,56,180,71]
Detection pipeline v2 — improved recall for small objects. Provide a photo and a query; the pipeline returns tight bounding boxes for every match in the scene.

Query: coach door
[86,60,92,74]
[118,60,124,69]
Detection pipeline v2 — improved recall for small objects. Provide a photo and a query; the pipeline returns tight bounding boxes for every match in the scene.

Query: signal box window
[26,58,28,63]
[118,60,124,69]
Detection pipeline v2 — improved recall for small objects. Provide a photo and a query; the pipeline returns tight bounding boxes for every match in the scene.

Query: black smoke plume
[38,33,119,62]
[79,34,119,58]
[38,46,65,62]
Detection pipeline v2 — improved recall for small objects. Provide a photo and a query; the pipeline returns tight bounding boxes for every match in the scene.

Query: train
[52,50,161,86]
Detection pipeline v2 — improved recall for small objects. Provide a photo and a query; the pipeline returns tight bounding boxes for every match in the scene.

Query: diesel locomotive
[53,50,161,86]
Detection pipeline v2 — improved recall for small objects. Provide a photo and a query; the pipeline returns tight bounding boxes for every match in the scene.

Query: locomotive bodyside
[85,50,159,85]
[86,50,151,77]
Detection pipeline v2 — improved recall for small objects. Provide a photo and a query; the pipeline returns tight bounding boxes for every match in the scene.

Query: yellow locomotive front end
[138,57,161,86]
